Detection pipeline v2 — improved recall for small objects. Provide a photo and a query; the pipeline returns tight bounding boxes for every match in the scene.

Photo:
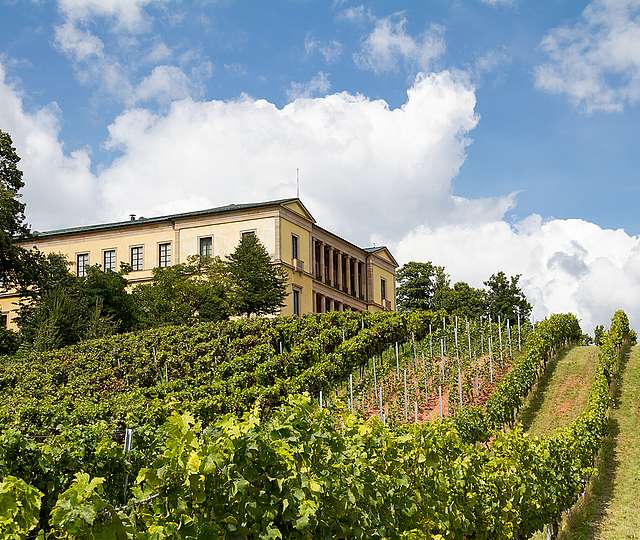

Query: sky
[1,0,640,331]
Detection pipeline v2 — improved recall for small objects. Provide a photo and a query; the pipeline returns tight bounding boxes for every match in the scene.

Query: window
[293,289,301,316]
[242,230,256,240]
[0,313,7,329]
[292,234,299,259]
[131,246,144,271]
[381,278,387,301]
[103,250,116,272]
[199,236,213,258]
[158,243,171,268]
[76,253,89,277]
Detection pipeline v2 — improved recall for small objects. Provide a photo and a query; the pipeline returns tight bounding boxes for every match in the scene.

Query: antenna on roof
[296,168,300,199]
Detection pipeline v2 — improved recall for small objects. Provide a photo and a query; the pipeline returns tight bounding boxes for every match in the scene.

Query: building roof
[30,198,304,239]
[363,246,399,267]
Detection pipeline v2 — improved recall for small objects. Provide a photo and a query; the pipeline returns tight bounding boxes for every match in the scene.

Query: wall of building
[278,215,314,316]
[370,260,396,310]
[178,215,278,262]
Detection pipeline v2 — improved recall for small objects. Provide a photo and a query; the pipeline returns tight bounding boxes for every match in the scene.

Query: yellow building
[0,198,397,330]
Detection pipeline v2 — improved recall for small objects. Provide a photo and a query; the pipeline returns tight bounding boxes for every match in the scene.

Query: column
[336,251,343,291]
[345,256,351,295]
[319,241,325,282]
[311,238,316,278]
[354,260,360,300]
[312,291,317,313]
[328,247,334,287]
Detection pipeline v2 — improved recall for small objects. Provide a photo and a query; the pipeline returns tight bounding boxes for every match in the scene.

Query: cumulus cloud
[3,52,638,330]
[535,0,640,112]
[396,216,640,331]
[0,64,98,230]
[354,13,445,74]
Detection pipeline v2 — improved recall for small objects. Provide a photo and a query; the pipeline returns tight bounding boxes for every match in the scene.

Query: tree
[593,324,605,346]
[396,262,449,311]
[134,256,231,328]
[16,255,136,351]
[435,281,486,318]
[0,130,29,285]
[226,234,287,317]
[483,272,532,323]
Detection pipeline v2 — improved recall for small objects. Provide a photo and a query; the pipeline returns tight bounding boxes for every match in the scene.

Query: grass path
[519,345,598,436]
[557,345,640,539]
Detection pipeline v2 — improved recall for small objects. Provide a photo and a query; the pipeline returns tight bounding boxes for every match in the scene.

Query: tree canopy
[396,261,532,322]
[0,130,29,285]
[226,233,288,317]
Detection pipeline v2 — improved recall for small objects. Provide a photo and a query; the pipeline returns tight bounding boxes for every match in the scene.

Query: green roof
[30,198,300,239]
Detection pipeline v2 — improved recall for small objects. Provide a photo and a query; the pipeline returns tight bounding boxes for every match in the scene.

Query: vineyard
[0,308,633,538]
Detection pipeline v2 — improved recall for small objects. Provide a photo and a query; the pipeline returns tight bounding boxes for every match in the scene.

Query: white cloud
[3,55,639,331]
[396,216,640,332]
[336,4,375,24]
[286,71,332,100]
[53,1,211,107]
[304,34,343,64]
[57,0,154,32]
[145,41,172,63]
[354,13,445,74]
[0,64,98,230]
[135,65,195,104]
[535,0,640,112]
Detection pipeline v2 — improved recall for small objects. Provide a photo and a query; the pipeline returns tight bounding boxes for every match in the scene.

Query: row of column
[312,238,365,300]
[312,292,355,313]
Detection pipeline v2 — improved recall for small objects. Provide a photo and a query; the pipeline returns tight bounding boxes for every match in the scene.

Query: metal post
[517,308,522,351]
[349,373,353,411]
[498,315,504,367]
[439,338,445,418]
[404,368,408,421]
[379,385,384,424]
[488,335,494,384]
[395,341,400,379]
[507,319,513,358]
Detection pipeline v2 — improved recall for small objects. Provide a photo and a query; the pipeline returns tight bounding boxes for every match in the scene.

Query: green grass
[519,345,599,436]
[556,345,640,539]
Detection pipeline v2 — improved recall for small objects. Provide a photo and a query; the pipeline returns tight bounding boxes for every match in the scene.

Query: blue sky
[1,0,638,231]
[1,0,640,329]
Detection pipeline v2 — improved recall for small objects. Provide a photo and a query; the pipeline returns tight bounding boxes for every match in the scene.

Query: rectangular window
[292,234,299,259]
[242,230,256,240]
[381,278,387,301]
[76,253,89,277]
[131,246,144,271]
[0,313,7,329]
[103,250,116,272]
[199,236,213,258]
[158,243,171,268]
[293,289,301,316]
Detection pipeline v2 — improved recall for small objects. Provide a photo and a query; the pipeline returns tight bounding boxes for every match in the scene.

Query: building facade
[0,198,397,330]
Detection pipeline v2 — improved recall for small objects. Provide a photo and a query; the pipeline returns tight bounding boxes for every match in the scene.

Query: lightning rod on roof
[296,168,300,199]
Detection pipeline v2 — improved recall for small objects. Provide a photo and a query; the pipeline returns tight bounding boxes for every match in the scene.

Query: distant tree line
[396,261,533,323]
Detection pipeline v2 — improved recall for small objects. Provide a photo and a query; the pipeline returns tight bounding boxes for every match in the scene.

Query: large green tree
[0,130,29,284]
[483,271,532,323]
[134,256,231,328]
[396,261,449,311]
[17,256,136,351]
[435,281,487,318]
[226,233,288,317]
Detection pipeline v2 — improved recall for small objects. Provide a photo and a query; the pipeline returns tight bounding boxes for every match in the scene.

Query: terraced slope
[559,346,640,539]
[519,345,598,436]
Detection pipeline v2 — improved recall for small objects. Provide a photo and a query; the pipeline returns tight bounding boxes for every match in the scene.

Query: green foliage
[483,271,532,323]
[396,261,449,311]
[0,475,42,539]
[0,327,20,356]
[133,255,231,328]
[16,258,136,351]
[226,233,288,316]
[0,309,631,538]
[593,324,605,346]
[0,130,29,285]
